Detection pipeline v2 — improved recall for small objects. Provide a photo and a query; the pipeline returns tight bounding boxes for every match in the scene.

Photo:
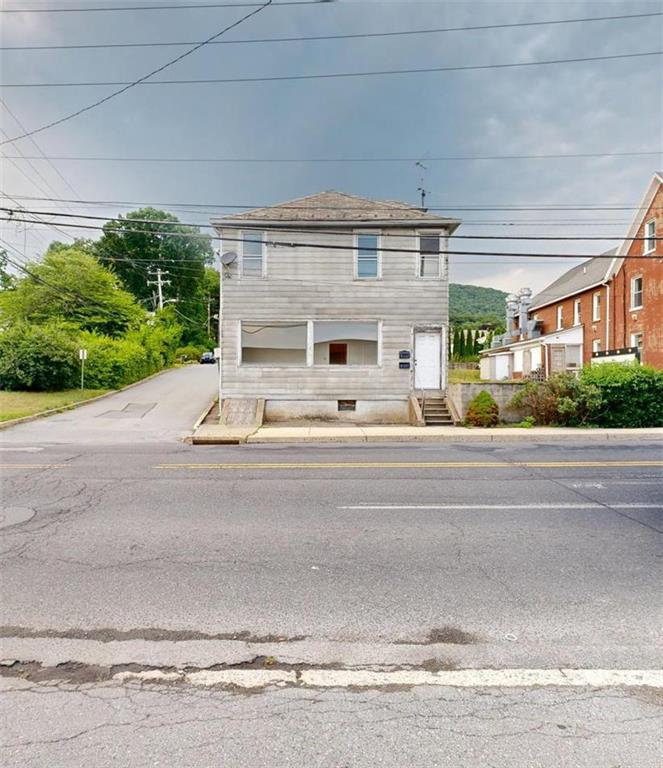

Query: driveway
[0,365,217,445]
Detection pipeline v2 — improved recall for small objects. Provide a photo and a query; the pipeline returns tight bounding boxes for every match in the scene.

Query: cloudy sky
[1,0,661,293]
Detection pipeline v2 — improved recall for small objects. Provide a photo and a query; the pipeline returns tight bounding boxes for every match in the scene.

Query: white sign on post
[79,348,88,390]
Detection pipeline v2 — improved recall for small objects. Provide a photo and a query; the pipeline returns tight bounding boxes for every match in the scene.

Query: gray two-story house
[211,191,460,423]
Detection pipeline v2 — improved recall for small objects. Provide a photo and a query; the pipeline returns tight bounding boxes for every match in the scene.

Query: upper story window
[556,305,563,330]
[644,219,656,254]
[241,230,265,277]
[355,233,380,279]
[592,291,601,322]
[418,233,441,278]
[630,276,643,309]
[573,299,582,326]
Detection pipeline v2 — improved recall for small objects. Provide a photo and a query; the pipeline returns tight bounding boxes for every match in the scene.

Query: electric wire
[2,10,660,50]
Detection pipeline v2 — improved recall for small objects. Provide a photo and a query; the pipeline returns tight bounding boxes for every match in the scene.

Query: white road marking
[338,503,663,511]
[115,669,296,688]
[112,667,663,690]
[300,669,663,689]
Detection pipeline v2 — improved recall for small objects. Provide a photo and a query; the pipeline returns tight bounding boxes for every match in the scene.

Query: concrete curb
[192,399,218,432]
[243,428,663,445]
[0,367,178,432]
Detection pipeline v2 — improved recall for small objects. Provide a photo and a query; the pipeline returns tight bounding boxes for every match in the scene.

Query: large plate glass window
[313,321,378,365]
[241,231,264,277]
[419,234,441,278]
[241,322,307,365]
[356,233,379,278]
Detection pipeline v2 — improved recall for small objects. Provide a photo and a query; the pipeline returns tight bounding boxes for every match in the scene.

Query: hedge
[0,317,182,392]
[0,322,79,391]
[510,363,663,428]
[581,363,663,428]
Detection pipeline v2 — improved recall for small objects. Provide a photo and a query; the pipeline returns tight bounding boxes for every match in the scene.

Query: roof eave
[210,217,461,231]
[529,280,605,312]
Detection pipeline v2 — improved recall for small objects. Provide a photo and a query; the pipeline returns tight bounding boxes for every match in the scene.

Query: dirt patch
[394,626,480,646]
[0,626,307,643]
[419,657,457,672]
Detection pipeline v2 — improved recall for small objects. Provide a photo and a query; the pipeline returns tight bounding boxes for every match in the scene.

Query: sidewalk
[190,422,663,444]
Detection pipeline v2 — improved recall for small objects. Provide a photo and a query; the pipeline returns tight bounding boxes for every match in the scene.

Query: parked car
[199,352,216,364]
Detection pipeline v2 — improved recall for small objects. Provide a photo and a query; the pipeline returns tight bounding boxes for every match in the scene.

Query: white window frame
[630,275,643,310]
[630,332,643,351]
[592,291,601,322]
[556,305,563,330]
[354,231,381,280]
[238,320,309,367]
[417,231,442,279]
[240,230,266,278]
[573,299,581,326]
[644,219,656,254]
[592,339,601,354]
[312,319,382,368]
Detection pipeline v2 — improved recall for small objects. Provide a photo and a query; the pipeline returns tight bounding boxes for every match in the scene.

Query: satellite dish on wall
[221,251,238,266]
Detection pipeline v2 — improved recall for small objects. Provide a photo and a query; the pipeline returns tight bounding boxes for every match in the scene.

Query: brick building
[480,172,662,379]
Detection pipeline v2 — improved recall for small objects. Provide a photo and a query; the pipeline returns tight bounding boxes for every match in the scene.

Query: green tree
[95,208,214,309]
[0,247,143,337]
[452,327,460,361]
[458,329,466,360]
[0,248,16,290]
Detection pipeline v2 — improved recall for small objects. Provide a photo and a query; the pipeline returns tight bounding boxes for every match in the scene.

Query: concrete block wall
[447,382,526,423]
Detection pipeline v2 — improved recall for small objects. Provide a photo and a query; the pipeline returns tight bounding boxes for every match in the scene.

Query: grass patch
[448,368,481,383]
[0,389,111,422]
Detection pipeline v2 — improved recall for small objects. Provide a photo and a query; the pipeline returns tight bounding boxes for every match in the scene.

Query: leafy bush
[80,317,182,390]
[176,344,207,362]
[465,390,500,427]
[0,322,78,391]
[509,372,601,426]
[580,363,663,428]
[510,364,663,428]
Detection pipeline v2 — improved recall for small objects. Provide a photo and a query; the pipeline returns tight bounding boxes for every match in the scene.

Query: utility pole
[147,268,171,310]
[206,296,212,338]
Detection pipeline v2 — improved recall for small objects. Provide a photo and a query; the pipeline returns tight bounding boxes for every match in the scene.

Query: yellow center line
[154,460,663,470]
[0,464,67,469]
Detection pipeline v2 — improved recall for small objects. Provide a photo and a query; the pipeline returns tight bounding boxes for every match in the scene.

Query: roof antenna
[415,161,428,210]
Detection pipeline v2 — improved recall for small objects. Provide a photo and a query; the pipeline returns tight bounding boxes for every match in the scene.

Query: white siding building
[211,191,460,423]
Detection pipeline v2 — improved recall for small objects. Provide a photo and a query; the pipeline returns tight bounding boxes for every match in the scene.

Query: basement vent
[337,400,356,412]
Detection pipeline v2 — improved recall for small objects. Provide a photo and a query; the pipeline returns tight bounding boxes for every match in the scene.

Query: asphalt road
[1,369,662,766]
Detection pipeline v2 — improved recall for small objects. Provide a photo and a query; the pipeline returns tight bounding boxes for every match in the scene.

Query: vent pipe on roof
[518,288,533,337]
[506,294,519,335]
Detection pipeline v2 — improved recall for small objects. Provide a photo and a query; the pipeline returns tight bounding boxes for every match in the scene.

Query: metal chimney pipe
[518,288,532,338]
[506,294,519,335]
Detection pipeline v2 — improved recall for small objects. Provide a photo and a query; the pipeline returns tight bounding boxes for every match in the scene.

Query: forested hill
[449,283,507,328]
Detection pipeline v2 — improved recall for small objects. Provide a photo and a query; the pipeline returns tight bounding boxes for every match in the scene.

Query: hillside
[449,283,507,328]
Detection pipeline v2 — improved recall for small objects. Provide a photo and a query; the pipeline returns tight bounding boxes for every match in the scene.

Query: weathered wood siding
[218,227,449,399]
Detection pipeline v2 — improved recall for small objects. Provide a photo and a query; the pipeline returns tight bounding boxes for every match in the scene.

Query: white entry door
[414,331,441,389]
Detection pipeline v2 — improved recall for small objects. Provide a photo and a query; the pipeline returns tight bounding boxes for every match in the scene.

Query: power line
[3,11,660,51]
[0,0,275,146]
[2,192,656,212]
[4,205,659,242]
[2,150,658,163]
[0,1,318,13]
[5,50,661,91]
[1,215,653,259]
